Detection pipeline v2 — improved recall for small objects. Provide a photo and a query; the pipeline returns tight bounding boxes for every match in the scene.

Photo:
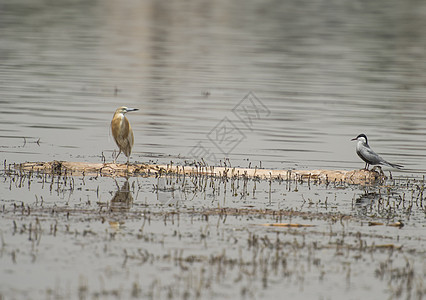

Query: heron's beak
[126,108,139,112]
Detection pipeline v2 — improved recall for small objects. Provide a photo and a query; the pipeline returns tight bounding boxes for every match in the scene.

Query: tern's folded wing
[358,146,382,165]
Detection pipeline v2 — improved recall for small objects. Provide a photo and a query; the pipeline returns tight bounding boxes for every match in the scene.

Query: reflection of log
[16,161,384,185]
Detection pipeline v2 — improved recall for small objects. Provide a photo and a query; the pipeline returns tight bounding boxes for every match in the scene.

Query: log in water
[16,161,385,185]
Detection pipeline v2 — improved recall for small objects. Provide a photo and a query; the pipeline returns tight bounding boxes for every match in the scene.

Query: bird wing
[119,117,132,157]
[358,145,403,168]
[357,145,382,165]
[385,161,403,169]
[111,117,122,143]
[127,123,134,150]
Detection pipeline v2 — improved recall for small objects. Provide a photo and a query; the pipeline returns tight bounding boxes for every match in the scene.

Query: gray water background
[1,0,426,172]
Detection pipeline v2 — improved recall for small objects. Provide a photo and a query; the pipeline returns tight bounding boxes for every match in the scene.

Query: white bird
[111,106,138,164]
[351,133,403,170]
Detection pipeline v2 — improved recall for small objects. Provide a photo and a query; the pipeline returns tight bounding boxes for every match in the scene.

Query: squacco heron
[111,106,139,164]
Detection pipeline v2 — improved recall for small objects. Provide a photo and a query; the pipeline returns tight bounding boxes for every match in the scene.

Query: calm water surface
[1,0,426,172]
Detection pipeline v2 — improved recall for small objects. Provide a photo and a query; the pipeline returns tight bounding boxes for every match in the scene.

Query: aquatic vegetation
[0,167,424,299]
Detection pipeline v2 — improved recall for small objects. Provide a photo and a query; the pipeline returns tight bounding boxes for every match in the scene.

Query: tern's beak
[351,137,357,141]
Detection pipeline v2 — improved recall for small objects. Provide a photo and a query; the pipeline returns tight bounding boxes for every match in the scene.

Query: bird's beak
[351,137,357,141]
[126,108,139,112]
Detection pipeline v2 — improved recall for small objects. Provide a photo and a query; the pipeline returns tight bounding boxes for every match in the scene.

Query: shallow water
[1,0,426,299]
[0,172,425,299]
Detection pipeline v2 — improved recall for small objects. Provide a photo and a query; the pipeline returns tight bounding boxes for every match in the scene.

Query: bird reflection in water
[354,191,381,217]
[355,192,380,207]
[110,179,133,213]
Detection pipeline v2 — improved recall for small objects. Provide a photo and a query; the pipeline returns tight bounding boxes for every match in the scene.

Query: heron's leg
[114,150,121,164]
[113,177,120,189]
[364,162,368,170]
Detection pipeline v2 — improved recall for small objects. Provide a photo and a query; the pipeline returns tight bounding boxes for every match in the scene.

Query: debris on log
[368,221,404,228]
[14,161,385,184]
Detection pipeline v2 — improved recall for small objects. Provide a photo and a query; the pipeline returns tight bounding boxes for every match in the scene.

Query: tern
[111,106,138,164]
[351,133,403,170]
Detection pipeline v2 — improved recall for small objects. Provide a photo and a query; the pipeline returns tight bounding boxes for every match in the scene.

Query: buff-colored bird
[111,106,138,164]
